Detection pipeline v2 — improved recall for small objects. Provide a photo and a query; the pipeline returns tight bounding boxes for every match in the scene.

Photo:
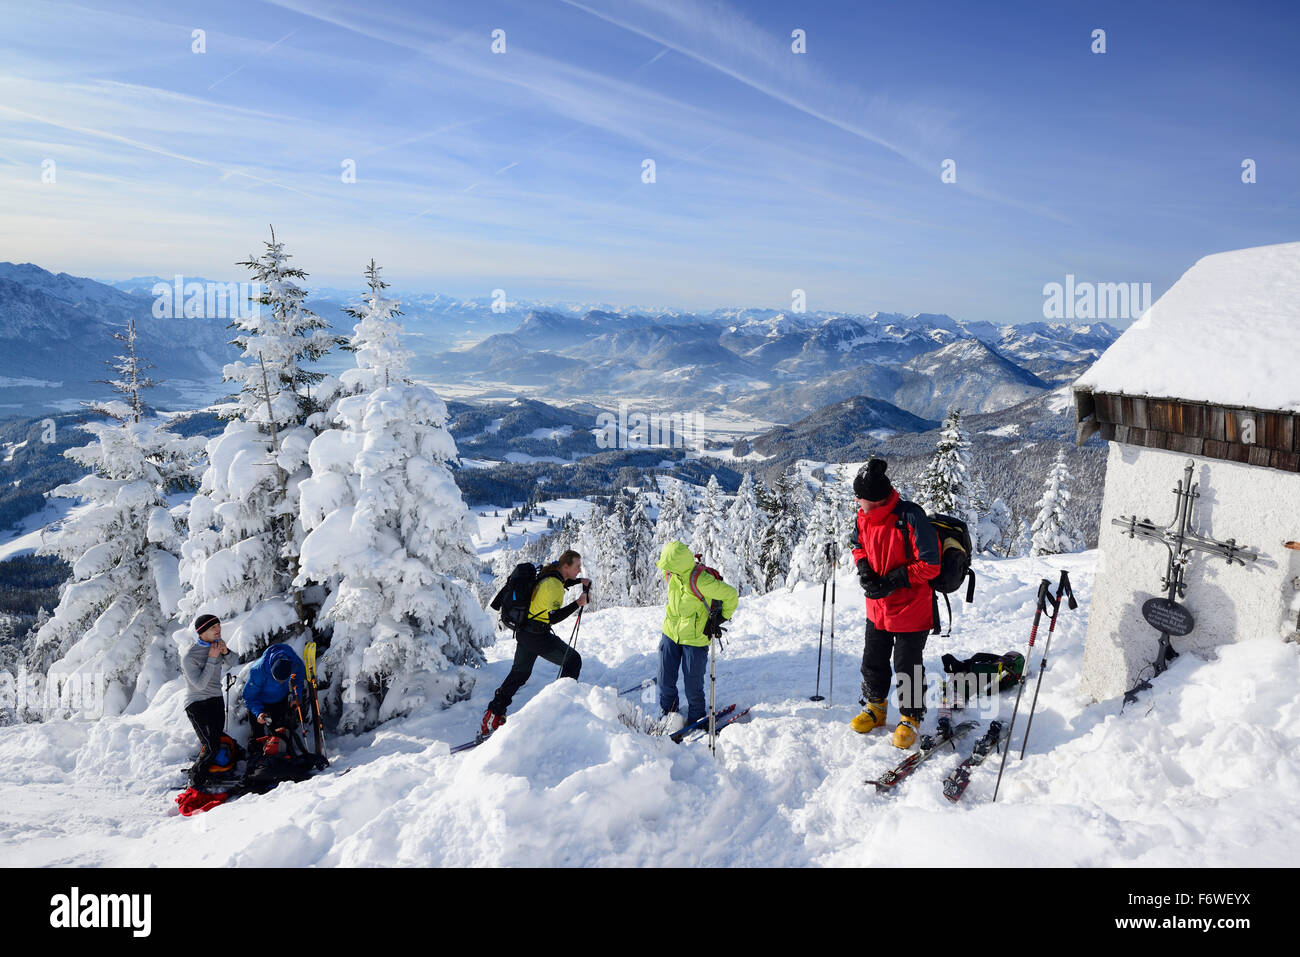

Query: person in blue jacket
[242,643,308,751]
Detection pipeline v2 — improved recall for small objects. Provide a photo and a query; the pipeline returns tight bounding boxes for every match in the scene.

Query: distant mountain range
[429,306,1118,422]
[0,262,1119,424]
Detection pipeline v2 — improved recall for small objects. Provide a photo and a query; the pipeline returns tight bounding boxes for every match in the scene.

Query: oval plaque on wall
[1142,598,1195,637]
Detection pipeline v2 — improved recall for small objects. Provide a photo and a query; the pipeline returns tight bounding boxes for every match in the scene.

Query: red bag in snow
[175,787,233,816]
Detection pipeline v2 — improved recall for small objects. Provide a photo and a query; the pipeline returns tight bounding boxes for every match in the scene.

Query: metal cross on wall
[1111,459,1257,675]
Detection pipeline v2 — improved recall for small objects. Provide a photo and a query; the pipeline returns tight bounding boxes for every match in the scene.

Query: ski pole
[557,583,589,679]
[810,560,829,702]
[828,542,836,708]
[224,672,234,714]
[992,578,1051,803]
[1018,570,1077,760]
[708,622,717,756]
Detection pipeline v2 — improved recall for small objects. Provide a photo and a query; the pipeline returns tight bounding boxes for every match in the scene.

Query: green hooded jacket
[656,540,739,647]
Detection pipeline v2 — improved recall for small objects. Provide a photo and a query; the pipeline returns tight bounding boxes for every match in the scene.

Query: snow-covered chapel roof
[1075,241,1300,412]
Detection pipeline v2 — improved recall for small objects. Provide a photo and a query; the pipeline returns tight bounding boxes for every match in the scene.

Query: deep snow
[2,549,1297,867]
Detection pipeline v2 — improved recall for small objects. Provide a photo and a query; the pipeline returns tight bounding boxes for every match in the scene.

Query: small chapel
[1072,241,1300,701]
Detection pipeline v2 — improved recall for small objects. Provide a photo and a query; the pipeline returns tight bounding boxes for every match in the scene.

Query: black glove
[862,566,909,600]
[856,558,879,593]
[704,600,727,641]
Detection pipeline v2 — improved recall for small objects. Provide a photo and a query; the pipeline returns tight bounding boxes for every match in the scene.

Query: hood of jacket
[656,540,696,576]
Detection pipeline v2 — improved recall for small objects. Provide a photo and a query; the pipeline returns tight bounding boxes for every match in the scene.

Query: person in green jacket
[655,540,739,729]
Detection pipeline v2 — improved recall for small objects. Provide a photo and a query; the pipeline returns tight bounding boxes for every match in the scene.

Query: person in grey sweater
[183,613,233,786]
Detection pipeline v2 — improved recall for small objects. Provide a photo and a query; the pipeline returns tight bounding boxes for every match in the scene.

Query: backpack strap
[688,564,708,605]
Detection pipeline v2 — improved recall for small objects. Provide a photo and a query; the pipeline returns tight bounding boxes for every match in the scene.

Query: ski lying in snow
[941,721,1006,803]
[618,677,656,696]
[866,719,979,793]
[669,704,737,743]
[450,734,489,754]
[683,706,751,743]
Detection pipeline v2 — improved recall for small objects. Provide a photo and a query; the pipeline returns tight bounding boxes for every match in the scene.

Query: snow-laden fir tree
[980,497,1015,556]
[759,467,810,591]
[597,496,632,607]
[915,408,982,547]
[296,262,492,731]
[1030,450,1084,557]
[722,472,762,595]
[176,229,343,657]
[27,321,204,717]
[654,478,694,548]
[690,474,728,567]
[626,491,658,605]
[785,489,837,589]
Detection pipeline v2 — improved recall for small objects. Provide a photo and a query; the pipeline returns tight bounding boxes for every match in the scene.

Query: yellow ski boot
[893,715,921,749]
[850,698,888,734]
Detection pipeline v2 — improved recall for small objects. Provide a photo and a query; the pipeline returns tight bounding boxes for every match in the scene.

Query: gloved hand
[862,566,909,600]
[856,558,879,593]
[704,601,727,641]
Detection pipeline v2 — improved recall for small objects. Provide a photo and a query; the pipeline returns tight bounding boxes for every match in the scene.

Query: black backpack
[895,504,976,636]
[490,562,542,632]
[942,651,1025,695]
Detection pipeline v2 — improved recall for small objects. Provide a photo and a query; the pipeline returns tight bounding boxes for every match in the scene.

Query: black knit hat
[270,657,293,683]
[194,613,220,637]
[853,458,892,501]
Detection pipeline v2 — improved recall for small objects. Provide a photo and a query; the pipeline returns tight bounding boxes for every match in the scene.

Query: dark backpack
[942,651,1025,695]
[927,514,976,601]
[242,727,320,795]
[895,504,976,636]
[490,562,542,632]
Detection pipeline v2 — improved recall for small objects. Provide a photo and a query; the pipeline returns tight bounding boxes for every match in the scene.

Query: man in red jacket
[848,458,941,748]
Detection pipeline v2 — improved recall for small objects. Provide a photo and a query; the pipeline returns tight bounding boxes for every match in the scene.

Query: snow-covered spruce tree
[722,472,761,596]
[690,474,728,567]
[176,229,343,657]
[597,495,632,607]
[980,497,1015,556]
[759,467,810,591]
[916,408,981,547]
[786,489,836,589]
[1030,450,1084,557]
[626,491,658,606]
[295,262,492,731]
[27,321,203,717]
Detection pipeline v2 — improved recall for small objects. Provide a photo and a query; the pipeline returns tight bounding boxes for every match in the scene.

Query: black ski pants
[185,696,226,785]
[489,628,582,715]
[860,621,928,719]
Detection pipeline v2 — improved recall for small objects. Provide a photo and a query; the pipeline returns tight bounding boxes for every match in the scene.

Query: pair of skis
[865,719,1008,803]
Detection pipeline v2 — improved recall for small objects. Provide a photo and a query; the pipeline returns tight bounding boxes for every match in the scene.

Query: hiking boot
[850,698,888,733]
[480,708,505,738]
[893,715,922,749]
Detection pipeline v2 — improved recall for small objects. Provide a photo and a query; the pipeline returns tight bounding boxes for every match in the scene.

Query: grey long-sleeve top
[182,640,233,706]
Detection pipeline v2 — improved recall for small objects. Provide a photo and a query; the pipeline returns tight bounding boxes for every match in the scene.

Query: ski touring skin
[866,719,979,793]
[941,720,1006,803]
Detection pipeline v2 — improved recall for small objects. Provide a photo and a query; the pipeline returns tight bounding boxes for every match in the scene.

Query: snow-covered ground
[2,548,1296,867]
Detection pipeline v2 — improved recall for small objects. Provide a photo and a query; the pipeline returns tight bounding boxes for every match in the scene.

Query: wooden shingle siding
[1074,388,1300,473]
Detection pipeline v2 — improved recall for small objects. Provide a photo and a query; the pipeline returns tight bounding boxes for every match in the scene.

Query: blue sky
[0,0,1295,322]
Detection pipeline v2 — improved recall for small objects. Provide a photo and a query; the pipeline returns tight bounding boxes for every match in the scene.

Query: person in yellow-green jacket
[482,549,591,736]
[655,540,739,731]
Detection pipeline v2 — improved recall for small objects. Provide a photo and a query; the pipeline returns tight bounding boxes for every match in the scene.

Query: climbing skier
[848,459,942,748]
[654,540,738,733]
[181,613,234,786]
[481,550,591,736]
[242,643,309,753]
